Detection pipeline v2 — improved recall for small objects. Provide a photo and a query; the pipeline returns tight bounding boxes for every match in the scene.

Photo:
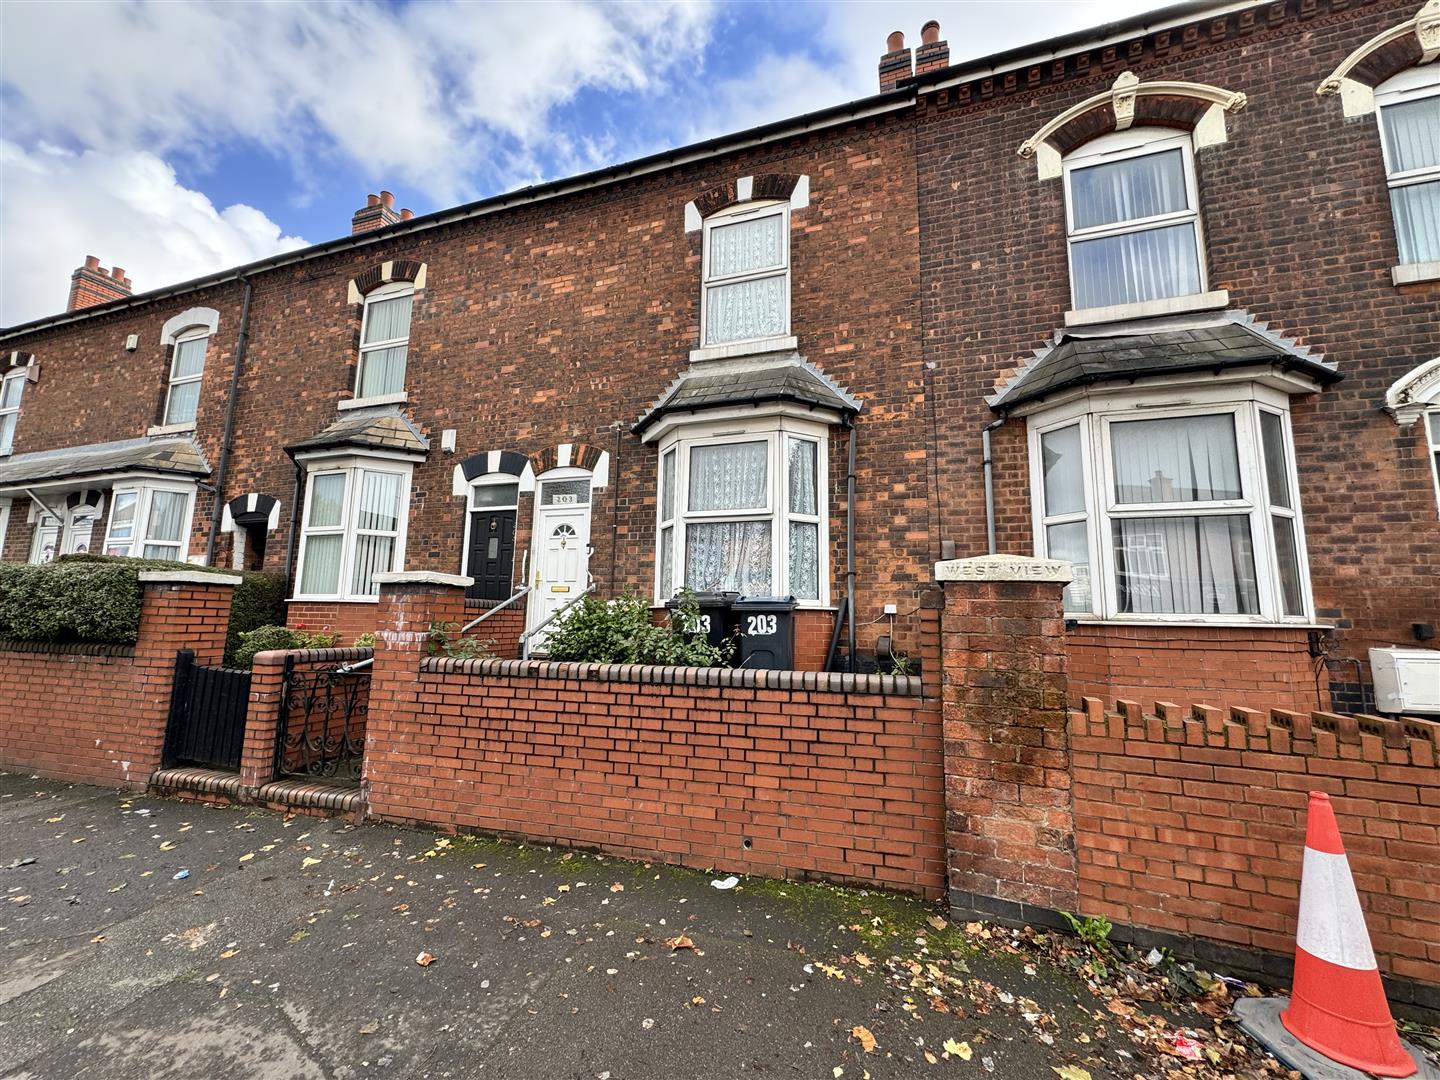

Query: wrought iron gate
[163,649,251,771]
[274,657,368,783]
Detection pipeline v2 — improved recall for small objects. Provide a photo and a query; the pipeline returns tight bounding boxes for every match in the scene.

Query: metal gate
[274,657,368,783]
[163,649,252,771]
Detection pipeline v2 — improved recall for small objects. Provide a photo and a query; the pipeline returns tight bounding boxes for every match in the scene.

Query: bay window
[1375,66,1440,270]
[164,329,208,426]
[295,459,411,600]
[655,417,826,604]
[0,368,25,454]
[102,483,195,561]
[701,201,790,348]
[1029,386,1310,622]
[1064,130,1206,312]
[356,283,413,400]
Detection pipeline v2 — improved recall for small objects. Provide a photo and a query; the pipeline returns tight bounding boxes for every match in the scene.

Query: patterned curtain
[686,521,772,595]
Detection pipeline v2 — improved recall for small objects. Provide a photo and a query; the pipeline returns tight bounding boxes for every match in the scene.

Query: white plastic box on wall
[1369,648,1440,716]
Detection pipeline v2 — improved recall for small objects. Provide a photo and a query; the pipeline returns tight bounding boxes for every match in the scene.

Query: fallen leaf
[854,953,872,968]
[415,951,436,966]
[665,935,695,951]
[470,863,486,870]
[557,884,570,893]
[851,1025,877,1053]
[219,949,238,959]
[1051,1069,1092,1080]
[301,857,321,868]
[90,934,105,944]
[943,1039,972,1061]
[924,1051,937,1064]
[610,883,624,893]
[928,915,948,932]
[238,853,254,863]
[358,1020,380,1035]
[159,841,176,851]
[46,815,64,823]
[690,996,706,1006]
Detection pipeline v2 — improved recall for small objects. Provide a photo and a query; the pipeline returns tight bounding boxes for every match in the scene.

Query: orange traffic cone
[1279,791,1417,1077]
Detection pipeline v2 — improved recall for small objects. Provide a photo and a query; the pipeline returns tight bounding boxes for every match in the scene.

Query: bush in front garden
[230,624,341,669]
[0,561,143,644]
[541,589,732,667]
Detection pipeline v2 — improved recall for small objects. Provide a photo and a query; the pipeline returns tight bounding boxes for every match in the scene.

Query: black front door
[466,508,516,600]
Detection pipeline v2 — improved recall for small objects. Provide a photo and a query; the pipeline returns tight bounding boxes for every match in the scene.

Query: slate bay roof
[989,312,1342,411]
[286,409,429,457]
[0,436,210,492]
[634,356,861,435]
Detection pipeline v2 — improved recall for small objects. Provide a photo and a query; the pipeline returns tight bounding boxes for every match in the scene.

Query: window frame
[293,456,412,602]
[0,368,26,455]
[163,327,209,428]
[1374,66,1440,271]
[1061,128,1208,313]
[355,281,414,402]
[1027,383,1313,625]
[1427,409,1440,521]
[699,200,791,350]
[653,415,828,606]
[102,481,196,562]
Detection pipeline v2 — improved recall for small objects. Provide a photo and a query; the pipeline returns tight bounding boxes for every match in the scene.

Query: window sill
[1391,261,1440,286]
[338,392,408,411]
[1063,290,1230,328]
[147,422,196,437]
[1064,616,1328,631]
[689,335,798,363]
[287,596,381,604]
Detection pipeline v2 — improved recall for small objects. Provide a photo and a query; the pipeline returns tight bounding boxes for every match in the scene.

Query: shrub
[542,589,732,667]
[0,561,143,644]
[427,622,494,660]
[353,632,377,648]
[231,624,340,669]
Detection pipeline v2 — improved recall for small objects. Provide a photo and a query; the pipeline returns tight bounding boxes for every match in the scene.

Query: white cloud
[0,142,307,324]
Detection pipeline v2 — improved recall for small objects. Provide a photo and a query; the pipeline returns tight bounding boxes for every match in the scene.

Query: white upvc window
[0,368,25,454]
[1063,129,1206,312]
[1427,408,1440,519]
[103,482,196,561]
[295,458,411,600]
[1375,66,1440,269]
[1028,384,1311,624]
[654,416,827,605]
[164,329,209,427]
[356,283,413,400]
[701,201,790,348]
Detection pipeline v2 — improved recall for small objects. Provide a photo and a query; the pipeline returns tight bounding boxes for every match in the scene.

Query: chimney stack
[914,20,950,77]
[67,255,133,312]
[878,30,912,91]
[351,189,402,235]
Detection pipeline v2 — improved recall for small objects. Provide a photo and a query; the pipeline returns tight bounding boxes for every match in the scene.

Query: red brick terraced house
[0,0,1436,714]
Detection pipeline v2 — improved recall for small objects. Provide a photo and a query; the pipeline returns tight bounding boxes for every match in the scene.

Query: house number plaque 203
[745,614,778,636]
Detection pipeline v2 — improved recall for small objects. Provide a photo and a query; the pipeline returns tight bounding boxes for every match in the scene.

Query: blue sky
[0,0,1165,325]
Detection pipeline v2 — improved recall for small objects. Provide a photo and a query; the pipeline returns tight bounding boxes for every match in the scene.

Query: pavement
[0,769,1354,1080]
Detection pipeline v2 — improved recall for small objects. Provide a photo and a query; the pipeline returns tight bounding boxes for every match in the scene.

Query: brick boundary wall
[0,573,239,789]
[1070,697,1440,1004]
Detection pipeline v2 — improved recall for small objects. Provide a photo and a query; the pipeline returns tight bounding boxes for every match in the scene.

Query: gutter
[203,277,252,565]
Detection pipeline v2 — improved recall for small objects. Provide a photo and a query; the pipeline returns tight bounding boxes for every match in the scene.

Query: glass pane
[705,275,786,345]
[1111,414,1241,504]
[299,533,342,595]
[145,491,187,543]
[1071,222,1201,310]
[788,520,819,600]
[1428,410,1440,447]
[471,483,518,508]
[1041,425,1085,516]
[1112,515,1259,615]
[1259,411,1291,510]
[1071,148,1189,230]
[660,450,675,522]
[685,520,772,595]
[104,542,133,557]
[109,491,137,538]
[689,441,768,512]
[1380,97,1440,174]
[0,411,14,455]
[308,474,346,528]
[357,343,408,397]
[357,471,402,532]
[171,336,208,379]
[1391,180,1440,266]
[164,379,201,425]
[1,374,24,408]
[541,478,591,505]
[708,212,784,278]
[351,534,396,596]
[141,544,180,561]
[1272,515,1304,618]
[1046,521,1092,612]
[363,293,413,344]
[659,525,674,598]
[788,439,817,515]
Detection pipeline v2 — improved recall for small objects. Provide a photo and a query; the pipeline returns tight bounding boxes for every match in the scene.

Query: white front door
[63,509,97,555]
[528,475,593,650]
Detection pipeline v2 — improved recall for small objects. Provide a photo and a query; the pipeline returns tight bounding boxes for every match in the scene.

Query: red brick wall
[1067,624,1328,714]
[286,601,381,643]
[1070,698,1440,989]
[0,577,237,788]
[364,659,945,894]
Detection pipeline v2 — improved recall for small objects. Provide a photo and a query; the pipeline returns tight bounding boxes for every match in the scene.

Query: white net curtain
[704,213,786,345]
[685,441,771,594]
[1381,96,1440,265]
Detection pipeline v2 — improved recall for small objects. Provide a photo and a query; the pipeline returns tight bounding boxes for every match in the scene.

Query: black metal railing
[274,657,369,784]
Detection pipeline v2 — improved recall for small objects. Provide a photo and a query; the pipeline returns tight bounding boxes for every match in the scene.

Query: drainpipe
[203,277,253,564]
[283,458,303,595]
[845,415,858,672]
[981,416,1005,555]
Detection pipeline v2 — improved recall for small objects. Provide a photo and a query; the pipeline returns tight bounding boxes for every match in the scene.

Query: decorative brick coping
[252,646,374,666]
[151,766,364,816]
[419,656,925,696]
[0,638,135,658]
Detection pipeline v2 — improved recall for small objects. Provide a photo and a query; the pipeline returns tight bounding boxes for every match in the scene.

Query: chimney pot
[400,208,414,221]
[84,255,100,270]
[886,30,905,51]
[366,193,380,207]
[879,31,913,91]
[921,20,940,44]
[67,255,133,311]
[380,190,395,208]
[914,21,950,77]
[111,266,126,280]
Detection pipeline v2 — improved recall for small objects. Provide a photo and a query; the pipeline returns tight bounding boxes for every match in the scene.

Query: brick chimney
[914,20,950,77]
[878,30,912,91]
[67,256,133,312]
[351,190,409,235]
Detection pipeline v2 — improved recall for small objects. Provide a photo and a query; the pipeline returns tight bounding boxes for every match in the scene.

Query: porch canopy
[0,436,210,501]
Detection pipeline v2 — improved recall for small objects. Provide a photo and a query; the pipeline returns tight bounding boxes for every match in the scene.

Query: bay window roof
[286,408,429,458]
[990,312,1341,412]
[0,435,209,494]
[634,355,859,438]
